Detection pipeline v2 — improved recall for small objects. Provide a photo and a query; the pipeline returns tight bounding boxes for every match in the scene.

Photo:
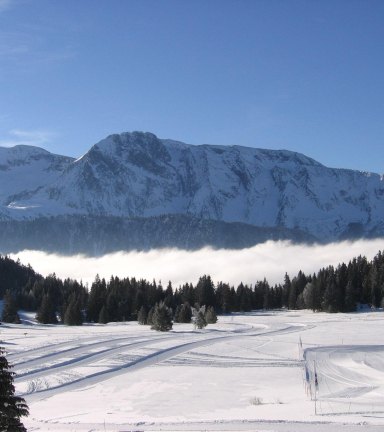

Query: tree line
[1,250,384,327]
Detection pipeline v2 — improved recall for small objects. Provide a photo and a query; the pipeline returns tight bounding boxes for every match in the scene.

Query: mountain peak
[85,131,171,167]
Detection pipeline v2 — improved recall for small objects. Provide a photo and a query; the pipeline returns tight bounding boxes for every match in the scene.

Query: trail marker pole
[314,360,317,415]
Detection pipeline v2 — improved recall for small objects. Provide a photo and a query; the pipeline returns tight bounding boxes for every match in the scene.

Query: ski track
[305,346,384,403]
[22,324,304,403]
[13,333,178,371]
[10,311,384,431]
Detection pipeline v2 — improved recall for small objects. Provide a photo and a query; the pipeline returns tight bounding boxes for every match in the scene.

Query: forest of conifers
[0,250,384,326]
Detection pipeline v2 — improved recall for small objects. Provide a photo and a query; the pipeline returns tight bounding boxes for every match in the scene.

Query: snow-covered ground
[2,309,384,431]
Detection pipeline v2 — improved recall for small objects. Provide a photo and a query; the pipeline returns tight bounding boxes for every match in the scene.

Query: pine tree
[35,294,58,324]
[196,275,216,308]
[137,306,147,325]
[178,303,192,323]
[205,306,217,324]
[164,281,174,308]
[64,298,83,326]
[85,274,106,322]
[1,290,21,324]
[0,347,29,431]
[322,278,341,313]
[147,306,155,326]
[282,273,291,307]
[98,305,108,324]
[344,280,357,312]
[194,310,207,329]
[288,279,299,310]
[151,301,173,332]
[173,305,182,323]
[302,282,316,311]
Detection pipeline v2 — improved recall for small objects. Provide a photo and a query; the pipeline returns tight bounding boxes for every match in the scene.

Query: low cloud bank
[10,239,384,288]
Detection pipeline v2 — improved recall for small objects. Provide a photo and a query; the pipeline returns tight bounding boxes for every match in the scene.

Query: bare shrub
[249,396,263,405]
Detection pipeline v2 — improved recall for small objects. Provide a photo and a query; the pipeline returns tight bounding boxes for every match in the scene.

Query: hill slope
[0,214,318,256]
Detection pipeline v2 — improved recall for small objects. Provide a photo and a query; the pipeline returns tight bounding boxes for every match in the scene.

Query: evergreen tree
[85,274,106,322]
[35,294,57,324]
[369,266,381,308]
[173,305,182,323]
[194,310,207,329]
[302,283,316,311]
[164,281,174,308]
[133,285,146,318]
[205,306,217,324]
[151,301,173,331]
[106,292,119,322]
[147,306,155,326]
[98,305,108,324]
[344,280,357,312]
[288,279,299,310]
[0,347,29,431]
[282,273,291,307]
[196,275,216,308]
[137,306,147,325]
[64,298,83,326]
[178,303,192,323]
[322,277,341,313]
[216,282,232,313]
[237,282,252,311]
[1,290,21,324]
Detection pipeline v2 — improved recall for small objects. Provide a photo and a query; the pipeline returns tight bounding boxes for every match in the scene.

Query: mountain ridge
[0,131,383,242]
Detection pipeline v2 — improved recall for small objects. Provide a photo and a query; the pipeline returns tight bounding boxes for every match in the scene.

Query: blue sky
[0,0,383,173]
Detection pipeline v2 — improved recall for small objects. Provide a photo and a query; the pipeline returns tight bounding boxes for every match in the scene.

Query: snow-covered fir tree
[151,302,173,331]
[0,347,29,431]
[1,290,21,324]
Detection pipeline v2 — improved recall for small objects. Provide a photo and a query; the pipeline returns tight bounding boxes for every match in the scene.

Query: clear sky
[0,0,383,173]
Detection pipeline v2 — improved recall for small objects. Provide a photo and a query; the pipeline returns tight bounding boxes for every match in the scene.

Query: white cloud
[10,239,384,288]
[0,129,56,147]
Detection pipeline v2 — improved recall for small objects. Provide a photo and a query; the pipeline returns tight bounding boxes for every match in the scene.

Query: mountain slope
[0,145,74,220]
[0,131,383,241]
[0,214,319,256]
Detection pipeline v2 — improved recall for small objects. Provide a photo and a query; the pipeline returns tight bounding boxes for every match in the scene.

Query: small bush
[249,396,263,405]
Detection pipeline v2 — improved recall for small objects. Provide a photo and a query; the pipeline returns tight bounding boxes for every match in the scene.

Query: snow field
[2,309,384,431]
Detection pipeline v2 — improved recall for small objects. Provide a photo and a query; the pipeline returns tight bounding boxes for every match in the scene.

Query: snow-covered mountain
[1,131,383,241]
[0,145,74,220]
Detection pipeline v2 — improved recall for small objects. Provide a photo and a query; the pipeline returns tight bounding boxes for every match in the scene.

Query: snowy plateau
[0,131,384,255]
[3,306,384,432]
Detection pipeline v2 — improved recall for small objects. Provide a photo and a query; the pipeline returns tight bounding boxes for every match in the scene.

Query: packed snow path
[16,322,304,402]
[305,345,384,415]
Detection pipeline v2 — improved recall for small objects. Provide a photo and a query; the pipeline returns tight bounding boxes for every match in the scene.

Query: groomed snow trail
[305,345,384,415]
[5,309,384,431]
[23,323,303,403]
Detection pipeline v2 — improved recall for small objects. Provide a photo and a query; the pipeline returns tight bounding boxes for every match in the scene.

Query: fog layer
[10,239,384,288]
